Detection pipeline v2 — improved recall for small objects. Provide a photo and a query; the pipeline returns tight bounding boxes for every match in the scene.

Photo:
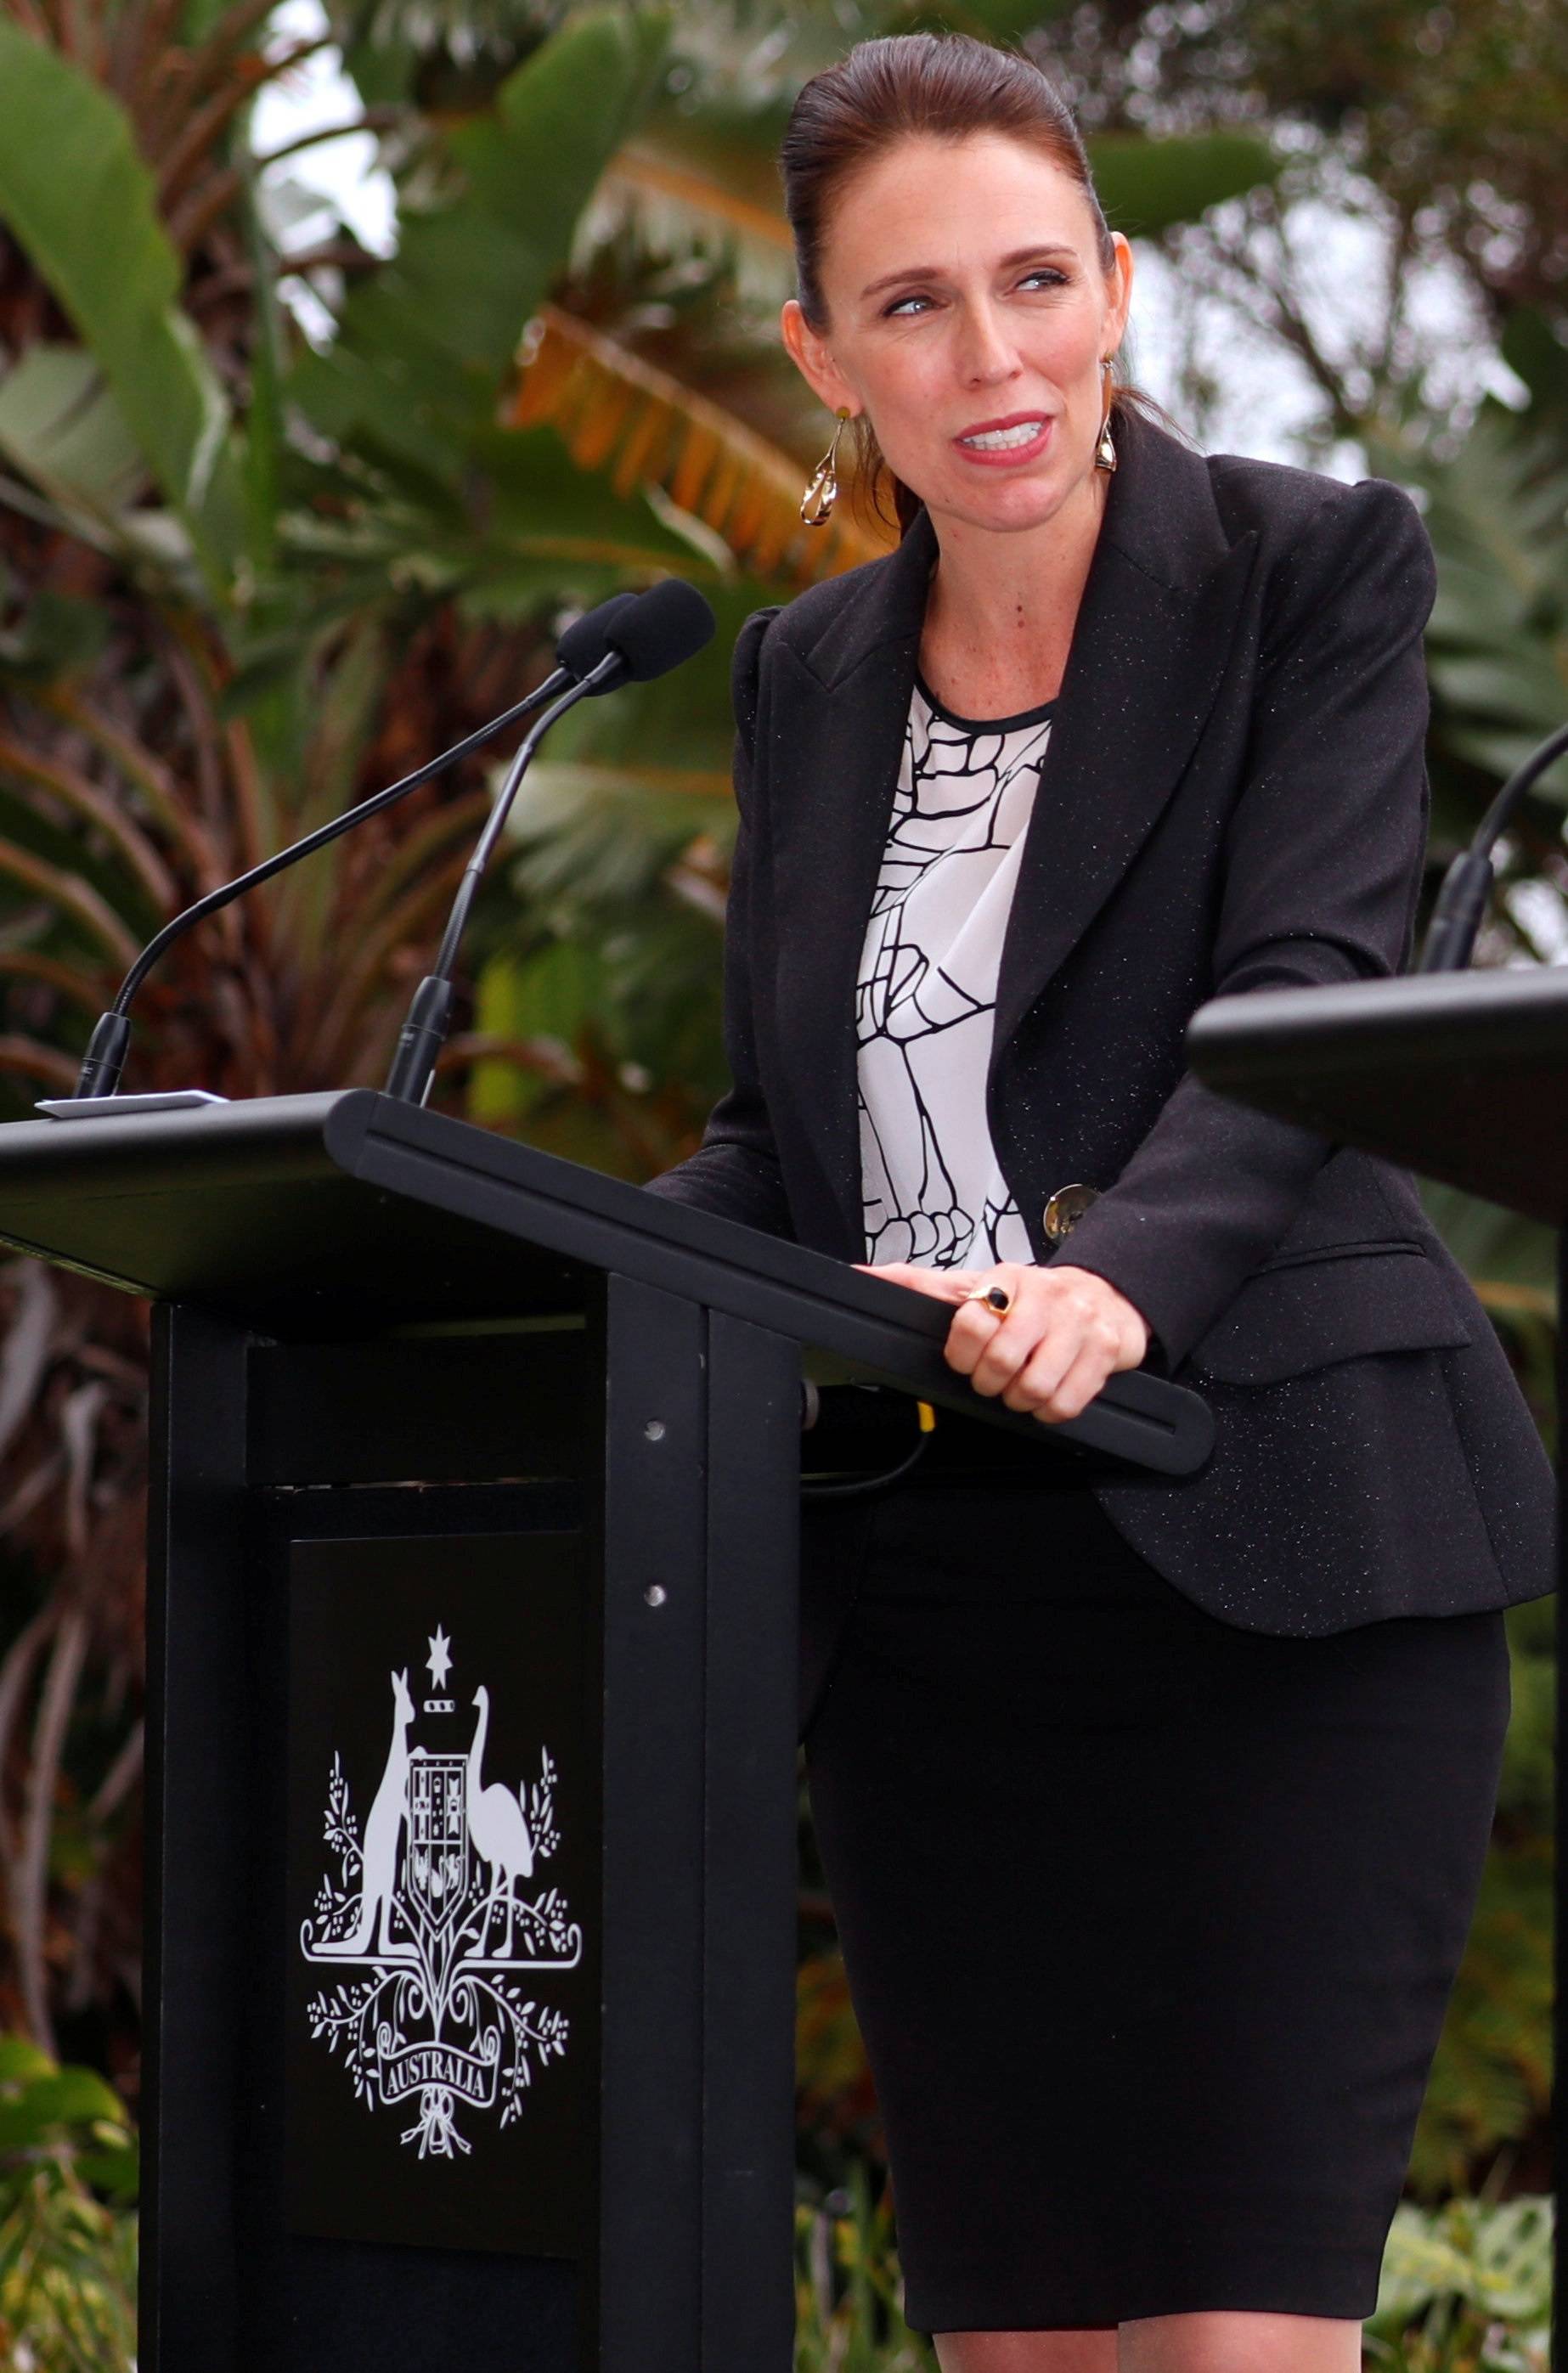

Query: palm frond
[605,144,792,256]
[593,139,797,306]
[29,686,220,879]
[0,730,178,919]
[1368,409,1568,798]
[508,302,892,587]
[0,954,105,1017]
[0,1036,82,1092]
[0,837,139,972]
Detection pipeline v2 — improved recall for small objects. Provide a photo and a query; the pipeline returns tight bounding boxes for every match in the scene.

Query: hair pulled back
[779,31,1176,536]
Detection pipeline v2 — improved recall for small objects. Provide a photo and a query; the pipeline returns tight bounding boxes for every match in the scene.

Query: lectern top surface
[0,1088,788,1328]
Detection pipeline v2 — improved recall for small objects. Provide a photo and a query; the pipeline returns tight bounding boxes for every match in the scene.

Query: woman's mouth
[952,414,1054,466]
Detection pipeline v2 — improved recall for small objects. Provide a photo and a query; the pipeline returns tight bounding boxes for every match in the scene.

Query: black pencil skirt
[799,1454,1512,2336]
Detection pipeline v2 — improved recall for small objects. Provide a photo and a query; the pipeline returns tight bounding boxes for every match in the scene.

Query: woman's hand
[853,1260,1151,1424]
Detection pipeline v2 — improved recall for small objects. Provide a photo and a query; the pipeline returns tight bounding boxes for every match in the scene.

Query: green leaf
[0,346,148,528]
[0,2038,56,2088]
[285,10,673,476]
[0,21,244,595]
[73,2136,140,2201]
[0,586,113,681]
[1088,132,1282,237]
[235,146,288,578]
[1499,305,1568,430]
[470,941,603,1126]
[0,2066,127,2150]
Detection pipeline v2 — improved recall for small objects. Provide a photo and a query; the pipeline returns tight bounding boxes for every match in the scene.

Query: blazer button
[1043,1182,1099,1243]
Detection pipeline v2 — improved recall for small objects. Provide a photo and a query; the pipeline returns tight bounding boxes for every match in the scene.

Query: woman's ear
[781,297,860,419]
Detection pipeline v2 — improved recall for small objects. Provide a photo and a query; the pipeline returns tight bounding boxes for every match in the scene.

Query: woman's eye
[882,268,1066,317]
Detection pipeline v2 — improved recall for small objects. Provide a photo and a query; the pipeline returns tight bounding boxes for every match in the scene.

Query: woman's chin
[928,472,1076,536]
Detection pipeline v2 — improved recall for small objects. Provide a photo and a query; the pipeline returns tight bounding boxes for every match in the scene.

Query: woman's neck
[919,465,1109,716]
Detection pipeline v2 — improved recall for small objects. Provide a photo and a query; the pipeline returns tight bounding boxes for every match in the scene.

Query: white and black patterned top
[857,672,1058,1270]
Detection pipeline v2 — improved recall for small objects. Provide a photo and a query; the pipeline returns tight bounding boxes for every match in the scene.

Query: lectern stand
[0,1089,1210,2373]
[1186,965,1566,2365]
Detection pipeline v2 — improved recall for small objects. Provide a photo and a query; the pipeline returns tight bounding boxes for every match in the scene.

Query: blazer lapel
[768,406,1261,1261]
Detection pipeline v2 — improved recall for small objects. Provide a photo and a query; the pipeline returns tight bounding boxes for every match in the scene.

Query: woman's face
[781,132,1133,536]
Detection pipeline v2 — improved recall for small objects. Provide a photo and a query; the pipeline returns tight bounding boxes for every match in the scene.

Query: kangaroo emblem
[319,1668,415,1957]
[302,1627,579,2155]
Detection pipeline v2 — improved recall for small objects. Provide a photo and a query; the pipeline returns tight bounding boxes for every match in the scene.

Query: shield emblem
[406,1754,470,1927]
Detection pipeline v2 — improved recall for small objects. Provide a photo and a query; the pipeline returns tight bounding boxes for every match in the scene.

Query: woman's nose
[956,300,1021,386]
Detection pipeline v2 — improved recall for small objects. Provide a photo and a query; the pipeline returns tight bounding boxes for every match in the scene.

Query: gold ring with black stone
[962,1282,1012,1314]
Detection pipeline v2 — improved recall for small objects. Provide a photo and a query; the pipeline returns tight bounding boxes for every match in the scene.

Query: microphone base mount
[383,974,454,1107]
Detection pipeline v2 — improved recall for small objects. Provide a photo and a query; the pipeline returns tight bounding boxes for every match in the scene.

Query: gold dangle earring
[1094,358,1118,472]
[800,407,852,526]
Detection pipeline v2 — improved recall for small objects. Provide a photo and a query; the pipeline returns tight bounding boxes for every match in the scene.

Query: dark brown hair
[780,31,1185,535]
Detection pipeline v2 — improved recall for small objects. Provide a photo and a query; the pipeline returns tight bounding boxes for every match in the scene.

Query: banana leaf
[0,20,245,595]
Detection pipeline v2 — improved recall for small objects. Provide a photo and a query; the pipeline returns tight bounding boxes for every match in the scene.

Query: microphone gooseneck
[383,578,717,1108]
[68,593,643,1100]
[1418,717,1568,972]
[382,661,618,1106]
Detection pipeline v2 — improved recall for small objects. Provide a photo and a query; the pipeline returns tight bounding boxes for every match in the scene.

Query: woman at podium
[644,31,1555,2373]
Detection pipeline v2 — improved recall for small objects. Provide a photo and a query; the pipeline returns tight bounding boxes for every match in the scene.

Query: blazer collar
[766,404,1261,1262]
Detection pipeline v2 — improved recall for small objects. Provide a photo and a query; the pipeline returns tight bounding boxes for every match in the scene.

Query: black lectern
[1185,965,1565,2365]
[0,1090,1210,2373]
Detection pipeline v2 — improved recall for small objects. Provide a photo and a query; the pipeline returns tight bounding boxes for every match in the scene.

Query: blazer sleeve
[1041,475,1439,1376]
[640,602,798,1240]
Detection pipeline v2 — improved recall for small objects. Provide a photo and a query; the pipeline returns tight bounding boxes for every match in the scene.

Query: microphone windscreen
[556,590,639,681]
[608,578,716,682]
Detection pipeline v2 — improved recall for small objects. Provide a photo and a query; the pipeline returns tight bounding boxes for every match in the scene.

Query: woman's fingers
[853,1260,1145,1415]
[1016,1336,1116,1423]
[950,1312,1051,1395]
[941,1264,1034,1372]
[949,1270,1125,1410]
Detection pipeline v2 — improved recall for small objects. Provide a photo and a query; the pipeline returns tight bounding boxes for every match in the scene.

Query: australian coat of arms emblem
[300,1624,583,2161]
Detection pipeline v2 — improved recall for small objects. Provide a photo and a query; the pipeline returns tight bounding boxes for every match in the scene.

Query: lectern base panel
[274,2241,578,2371]
[142,1280,801,2373]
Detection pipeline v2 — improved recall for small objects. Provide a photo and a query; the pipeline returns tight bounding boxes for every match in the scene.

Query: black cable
[799,1433,935,1499]
[800,1399,938,1499]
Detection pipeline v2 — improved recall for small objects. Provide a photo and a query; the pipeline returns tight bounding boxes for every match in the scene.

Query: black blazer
[645,399,1555,1637]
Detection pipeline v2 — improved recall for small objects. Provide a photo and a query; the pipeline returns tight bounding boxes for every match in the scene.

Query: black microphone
[587,576,717,691]
[555,590,638,688]
[384,578,716,1106]
[1418,717,1568,970]
[66,593,641,1101]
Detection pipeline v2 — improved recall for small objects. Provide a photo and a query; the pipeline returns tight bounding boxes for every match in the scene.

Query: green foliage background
[0,0,1562,2358]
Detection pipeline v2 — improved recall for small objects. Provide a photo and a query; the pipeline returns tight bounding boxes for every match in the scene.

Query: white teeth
[960,420,1045,450]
